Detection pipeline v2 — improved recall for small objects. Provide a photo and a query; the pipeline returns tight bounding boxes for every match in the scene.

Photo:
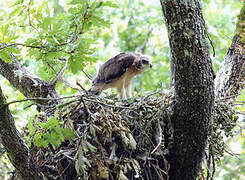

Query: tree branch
[1,94,80,108]
[136,27,153,54]
[0,86,42,179]
[215,3,245,101]
[0,54,60,107]
[161,0,215,179]
[0,43,44,50]
[51,57,69,86]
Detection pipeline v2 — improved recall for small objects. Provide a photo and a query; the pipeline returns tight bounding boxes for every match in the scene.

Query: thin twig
[0,43,43,50]
[81,69,93,81]
[224,149,242,160]
[27,0,40,34]
[80,95,91,116]
[0,42,71,50]
[1,95,81,108]
[24,103,37,109]
[0,1,91,52]
[237,111,245,115]
[204,21,216,58]
[51,58,69,85]
[46,60,81,92]
[76,82,89,95]
[136,27,153,54]
[224,34,233,40]
[151,120,162,154]
[83,97,134,109]
[205,151,210,180]
[206,33,216,57]
[215,93,240,102]
[211,151,215,180]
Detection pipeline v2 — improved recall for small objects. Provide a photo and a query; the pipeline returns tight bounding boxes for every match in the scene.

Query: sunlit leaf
[102,1,119,8]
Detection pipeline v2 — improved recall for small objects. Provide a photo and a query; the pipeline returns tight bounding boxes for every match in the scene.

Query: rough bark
[215,3,245,101]
[160,1,215,179]
[0,56,60,106]
[169,54,175,88]
[0,86,42,180]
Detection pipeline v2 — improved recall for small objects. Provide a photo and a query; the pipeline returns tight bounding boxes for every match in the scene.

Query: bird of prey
[89,52,152,99]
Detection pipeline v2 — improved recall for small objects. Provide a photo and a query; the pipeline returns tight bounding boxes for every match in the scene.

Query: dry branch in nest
[24,92,238,180]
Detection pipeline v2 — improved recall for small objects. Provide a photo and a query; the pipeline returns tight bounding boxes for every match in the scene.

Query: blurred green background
[0,0,244,179]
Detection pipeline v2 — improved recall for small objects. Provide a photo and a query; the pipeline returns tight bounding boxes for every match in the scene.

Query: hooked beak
[88,89,100,95]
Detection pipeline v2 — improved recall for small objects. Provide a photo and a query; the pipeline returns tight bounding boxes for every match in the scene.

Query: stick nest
[25,92,238,180]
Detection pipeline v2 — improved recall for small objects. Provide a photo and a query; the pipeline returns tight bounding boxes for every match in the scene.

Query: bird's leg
[117,83,126,99]
[125,84,132,99]
[125,79,132,98]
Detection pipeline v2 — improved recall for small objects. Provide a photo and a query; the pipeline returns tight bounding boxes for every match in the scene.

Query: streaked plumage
[89,52,152,99]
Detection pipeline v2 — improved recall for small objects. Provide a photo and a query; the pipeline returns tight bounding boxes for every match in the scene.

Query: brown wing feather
[94,52,139,84]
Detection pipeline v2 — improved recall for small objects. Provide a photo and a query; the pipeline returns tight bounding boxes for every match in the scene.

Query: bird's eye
[142,59,149,64]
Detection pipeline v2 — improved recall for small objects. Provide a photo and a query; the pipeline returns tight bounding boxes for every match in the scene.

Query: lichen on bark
[160,0,215,179]
[215,2,245,101]
[0,86,42,180]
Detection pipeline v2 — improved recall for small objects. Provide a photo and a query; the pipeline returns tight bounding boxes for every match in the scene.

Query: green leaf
[237,89,245,101]
[68,7,76,14]
[42,17,52,31]
[1,24,10,37]
[9,6,22,17]
[24,38,37,46]
[34,133,48,148]
[45,52,58,61]
[102,1,119,8]
[49,128,64,147]
[0,49,12,63]
[27,120,36,136]
[91,1,103,9]
[39,117,59,129]
[63,128,76,140]
[14,0,24,5]
[69,56,85,74]
[89,15,110,27]
[46,117,60,128]
[8,46,19,54]
[69,0,85,5]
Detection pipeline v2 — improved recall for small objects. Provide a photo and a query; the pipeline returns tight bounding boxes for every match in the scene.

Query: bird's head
[88,79,103,96]
[137,55,152,70]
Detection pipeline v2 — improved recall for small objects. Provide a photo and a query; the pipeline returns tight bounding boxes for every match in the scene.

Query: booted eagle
[89,52,152,99]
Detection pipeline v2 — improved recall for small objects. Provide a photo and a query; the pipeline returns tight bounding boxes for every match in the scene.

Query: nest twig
[24,91,238,180]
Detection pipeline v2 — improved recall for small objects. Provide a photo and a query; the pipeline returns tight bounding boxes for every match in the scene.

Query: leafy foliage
[27,117,75,148]
[0,0,244,179]
[215,138,245,179]
[0,0,118,81]
[203,0,243,71]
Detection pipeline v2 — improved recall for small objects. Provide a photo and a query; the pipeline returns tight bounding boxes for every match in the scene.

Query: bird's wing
[95,52,138,84]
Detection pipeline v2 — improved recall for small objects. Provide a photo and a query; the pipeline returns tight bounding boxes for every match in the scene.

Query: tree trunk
[0,86,42,180]
[0,56,60,106]
[160,1,215,179]
[215,3,245,101]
